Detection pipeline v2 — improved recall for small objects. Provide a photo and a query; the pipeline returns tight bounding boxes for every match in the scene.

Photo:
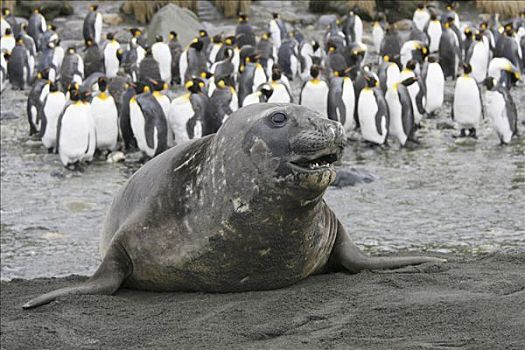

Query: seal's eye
[270,112,287,127]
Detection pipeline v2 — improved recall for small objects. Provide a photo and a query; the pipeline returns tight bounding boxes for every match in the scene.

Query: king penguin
[40,80,66,152]
[150,78,173,147]
[235,13,256,47]
[421,55,444,116]
[268,67,293,103]
[269,13,287,51]
[466,32,489,83]
[452,63,483,138]
[357,74,389,145]
[91,76,119,153]
[129,82,168,158]
[483,77,518,144]
[1,27,15,54]
[119,82,138,151]
[401,60,427,127]
[151,35,172,85]
[412,2,430,32]
[83,38,104,77]
[103,33,121,78]
[83,4,103,44]
[7,38,30,90]
[242,82,273,106]
[439,18,461,80]
[180,37,208,85]
[56,85,94,169]
[168,31,183,85]
[343,10,363,45]
[1,8,19,38]
[327,69,356,132]
[28,7,46,51]
[61,46,84,91]
[378,55,400,93]
[385,77,417,146]
[27,70,50,135]
[300,64,329,117]
[425,12,442,53]
[209,77,238,133]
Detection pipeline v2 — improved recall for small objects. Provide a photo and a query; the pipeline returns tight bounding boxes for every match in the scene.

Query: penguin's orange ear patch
[185,81,194,89]
[198,81,205,88]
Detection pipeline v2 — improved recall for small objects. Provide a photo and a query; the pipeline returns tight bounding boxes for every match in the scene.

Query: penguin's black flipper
[23,242,132,309]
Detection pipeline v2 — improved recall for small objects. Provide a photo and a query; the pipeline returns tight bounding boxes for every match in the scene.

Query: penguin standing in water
[40,81,66,152]
[452,63,483,138]
[242,82,273,106]
[103,33,121,78]
[385,77,417,146]
[268,67,293,103]
[7,38,30,90]
[151,35,172,84]
[210,77,238,133]
[130,83,168,158]
[353,65,378,129]
[421,55,444,116]
[56,86,94,170]
[83,4,102,44]
[401,60,426,127]
[168,31,182,85]
[60,47,84,91]
[327,68,355,132]
[269,13,287,50]
[466,32,489,83]
[235,13,256,47]
[91,77,118,153]
[27,70,50,135]
[439,18,462,80]
[483,77,518,144]
[358,74,389,145]
[119,82,138,151]
[300,65,329,117]
[28,7,46,51]
[83,38,104,77]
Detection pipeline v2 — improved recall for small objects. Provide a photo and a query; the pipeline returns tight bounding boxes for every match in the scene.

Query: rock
[436,121,455,130]
[299,14,317,26]
[393,19,413,31]
[331,168,377,188]
[103,14,124,26]
[16,1,73,20]
[317,14,337,29]
[0,110,18,120]
[147,4,202,47]
[106,151,126,163]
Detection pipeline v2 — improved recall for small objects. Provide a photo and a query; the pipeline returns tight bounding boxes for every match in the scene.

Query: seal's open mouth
[289,153,339,172]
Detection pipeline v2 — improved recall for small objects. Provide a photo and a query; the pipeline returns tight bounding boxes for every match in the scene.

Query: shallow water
[1,2,525,280]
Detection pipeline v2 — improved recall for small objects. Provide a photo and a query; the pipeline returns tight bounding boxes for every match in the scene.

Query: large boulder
[147,4,202,47]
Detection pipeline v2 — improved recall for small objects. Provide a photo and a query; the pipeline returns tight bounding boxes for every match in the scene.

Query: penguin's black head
[364,73,378,88]
[106,33,114,41]
[155,35,163,43]
[474,32,483,41]
[3,52,10,61]
[427,55,438,63]
[144,47,153,56]
[5,28,12,36]
[271,67,282,81]
[34,7,41,13]
[445,16,455,25]
[272,13,279,19]
[261,32,271,40]
[430,12,438,21]
[69,84,81,101]
[148,78,164,91]
[67,46,76,54]
[130,28,142,37]
[462,63,472,74]
[190,38,204,51]
[186,78,205,93]
[504,23,514,36]
[327,41,337,52]
[259,83,273,100]
[15,36,24,45]
[238,13,248,22]
[80,90,92,102]
[480,21,488,31]
[169,31,178,40]
[2,8,10,16]
[199,30,208,38]
[417,2,425,10]
[312,40,320,52]
[212,34,222,43]
[49,24,57,31]
[400,76,418,87]
[406,59,417,71]
[310,65,320,79]
[98,77,108,91]
[49,81,59,92]
[90,5,98,11]
[483,77,497,90]
[85,38,93,47]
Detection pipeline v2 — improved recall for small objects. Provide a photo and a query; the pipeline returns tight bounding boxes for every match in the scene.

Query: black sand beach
[2,253,524,349]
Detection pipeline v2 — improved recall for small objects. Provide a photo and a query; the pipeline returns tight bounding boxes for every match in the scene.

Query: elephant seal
[23,103,444,308]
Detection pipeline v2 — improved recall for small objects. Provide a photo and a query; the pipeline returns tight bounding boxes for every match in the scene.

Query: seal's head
[213,104,345,205]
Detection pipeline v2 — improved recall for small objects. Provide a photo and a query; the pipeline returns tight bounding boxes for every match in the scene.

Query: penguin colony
[0,3,523,170]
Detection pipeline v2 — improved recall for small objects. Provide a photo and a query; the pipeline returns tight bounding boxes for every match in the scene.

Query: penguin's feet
[468,128,478,139]
[47,148,54,154]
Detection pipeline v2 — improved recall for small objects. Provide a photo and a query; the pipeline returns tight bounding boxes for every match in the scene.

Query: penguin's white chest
[425,63,444,113]
[268,83,291,103]
[385,88,406,145]
[486,90,512,143]
[252,65,267,91]
[167,95,193,145]
[58,103,92,166]
[453,76,481,128]
[91,95,118,151]
[300,80,329,117]
[341,77,356,132]
[358,89,386,144]
[469,42,489,82]
[427,21,442,52]
[130,99,157,156]
[372,24,384,52]
[104,42,120,78]
[152,43,172,83]
[386,64,400,90]
[41,92,66,149]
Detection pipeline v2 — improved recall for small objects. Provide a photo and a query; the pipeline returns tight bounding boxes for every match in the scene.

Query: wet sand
[2,253,524,349]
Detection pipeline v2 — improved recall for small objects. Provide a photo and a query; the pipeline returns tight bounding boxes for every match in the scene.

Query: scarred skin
[24,103,444,308]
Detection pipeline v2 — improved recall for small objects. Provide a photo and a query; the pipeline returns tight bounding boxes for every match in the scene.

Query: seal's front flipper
[330,220,446,273]
[22,243,132,309]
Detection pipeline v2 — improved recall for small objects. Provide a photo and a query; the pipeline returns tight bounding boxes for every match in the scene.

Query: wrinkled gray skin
[23,103,445,309]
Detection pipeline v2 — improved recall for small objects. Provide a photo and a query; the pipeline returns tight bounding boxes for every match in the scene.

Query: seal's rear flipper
[330,220,446,273]
[22,243,132,309]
